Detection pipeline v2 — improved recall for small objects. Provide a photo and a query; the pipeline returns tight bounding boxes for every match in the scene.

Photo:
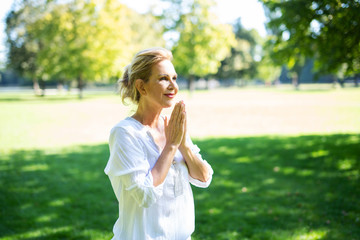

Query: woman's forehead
[152,60,176,75]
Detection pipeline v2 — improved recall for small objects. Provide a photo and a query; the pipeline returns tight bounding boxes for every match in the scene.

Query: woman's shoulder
[111,117,144,136]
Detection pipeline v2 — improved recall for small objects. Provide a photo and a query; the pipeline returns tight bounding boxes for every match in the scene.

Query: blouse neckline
[126,116,147,128]
[126,116,166,128]
[126,116,164,153]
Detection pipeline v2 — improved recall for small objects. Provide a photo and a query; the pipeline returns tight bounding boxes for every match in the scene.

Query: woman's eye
[160,77,167,81]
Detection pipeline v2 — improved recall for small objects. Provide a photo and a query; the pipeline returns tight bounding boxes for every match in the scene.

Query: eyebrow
[157,74,177,77]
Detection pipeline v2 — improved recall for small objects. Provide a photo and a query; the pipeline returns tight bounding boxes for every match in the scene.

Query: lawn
[0,87,359,240]
[193,134,359,240]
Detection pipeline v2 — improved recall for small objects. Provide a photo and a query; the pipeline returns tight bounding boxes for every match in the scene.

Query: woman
[104,47,213,240]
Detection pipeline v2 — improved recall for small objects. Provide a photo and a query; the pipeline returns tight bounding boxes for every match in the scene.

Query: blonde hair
[119,47,173,104]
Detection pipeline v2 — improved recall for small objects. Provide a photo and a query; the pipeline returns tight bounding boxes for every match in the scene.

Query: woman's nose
[168,80,178,90]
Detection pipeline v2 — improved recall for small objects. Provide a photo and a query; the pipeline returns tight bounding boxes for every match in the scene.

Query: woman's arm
[151,101,186,186]
[151,144,178,186]
[179,141,210,182]
[178,107,210,182]
[106,126,162,208]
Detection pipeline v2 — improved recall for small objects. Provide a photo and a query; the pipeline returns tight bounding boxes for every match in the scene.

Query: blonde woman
[104,47,213,240]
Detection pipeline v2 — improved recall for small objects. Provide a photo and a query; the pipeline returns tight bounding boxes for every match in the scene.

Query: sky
[0,0,267,66]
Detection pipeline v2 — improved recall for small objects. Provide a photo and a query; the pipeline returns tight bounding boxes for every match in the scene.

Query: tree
[160,0,235,90]
[216,19,262,85]
[6,0,165,97]
[41,0,135,98]
[256,44,281,86]
[260,0,360,86]
[5,0,49,95]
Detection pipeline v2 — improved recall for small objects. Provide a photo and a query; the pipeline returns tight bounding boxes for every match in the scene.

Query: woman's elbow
[128,183,163,208]
[195,171,210,183]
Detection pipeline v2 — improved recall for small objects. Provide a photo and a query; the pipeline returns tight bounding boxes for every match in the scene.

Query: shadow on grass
[0,144,116,240]
[0,134,359,240]
[193,134,360,240]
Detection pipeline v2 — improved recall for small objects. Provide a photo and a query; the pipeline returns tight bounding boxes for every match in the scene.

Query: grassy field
[0,87,359,240]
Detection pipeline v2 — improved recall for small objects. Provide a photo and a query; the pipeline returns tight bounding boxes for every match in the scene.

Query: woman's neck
[132,101,162,129]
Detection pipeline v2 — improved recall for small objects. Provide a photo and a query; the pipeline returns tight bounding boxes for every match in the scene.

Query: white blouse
[104,117,213,240]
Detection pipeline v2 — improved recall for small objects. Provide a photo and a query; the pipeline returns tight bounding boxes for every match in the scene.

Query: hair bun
[122,65,131,87]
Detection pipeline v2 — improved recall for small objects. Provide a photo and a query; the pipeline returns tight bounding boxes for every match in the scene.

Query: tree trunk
[188,76,195,94]
[331,75,344,89]
[274,77,281,87]
[355,74,359,88]
[331,75,337,88]
[33,78,41,96]
[66,80,72,93]
[39,79,46,96]
[292,74,299,90]
[238,79,245,87]
[338,76,345,88]
[57,80,64,94]
[77,75,85,99]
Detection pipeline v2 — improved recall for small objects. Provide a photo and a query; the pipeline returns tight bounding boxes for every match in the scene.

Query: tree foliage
[261,0,360,77]
[256,45,281,84]
[6,0,164,96]
[5,0,44,90]
[161,0,235,89]
[216,19,262,82]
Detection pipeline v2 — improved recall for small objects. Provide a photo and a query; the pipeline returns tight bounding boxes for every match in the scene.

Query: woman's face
[143,59,178,108]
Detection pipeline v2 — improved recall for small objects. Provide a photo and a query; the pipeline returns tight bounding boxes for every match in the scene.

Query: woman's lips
[165,93,175,98]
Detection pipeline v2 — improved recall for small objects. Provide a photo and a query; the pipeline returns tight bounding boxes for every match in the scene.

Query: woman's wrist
[179,143,190,155]
[165,142,180,151]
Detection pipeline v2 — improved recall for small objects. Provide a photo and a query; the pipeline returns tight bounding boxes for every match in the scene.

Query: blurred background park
[0,0,359,240]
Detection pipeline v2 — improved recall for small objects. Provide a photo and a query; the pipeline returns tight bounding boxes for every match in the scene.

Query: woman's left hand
[179,103,188,151]
[177,102,210,182]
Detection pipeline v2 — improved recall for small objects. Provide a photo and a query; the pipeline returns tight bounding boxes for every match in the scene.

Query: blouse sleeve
[104,126,163,208]
[186,135,214,188]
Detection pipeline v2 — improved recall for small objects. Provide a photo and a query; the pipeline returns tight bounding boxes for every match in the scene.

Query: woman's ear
[135,79,147,96]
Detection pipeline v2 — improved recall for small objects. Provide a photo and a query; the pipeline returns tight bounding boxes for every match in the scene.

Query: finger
[171,102,182,126]
[179,102,185,125]
[175,101,182,116]
[170,102,180,121]
[179,101,184,113]
[178,108,185,128]
[180,111,186,133]
[176,103,185,126]
[183,111,187,132]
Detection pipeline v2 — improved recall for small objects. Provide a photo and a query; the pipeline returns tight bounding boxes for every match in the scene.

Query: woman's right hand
[152,101,185,186]
[164,101,185,147]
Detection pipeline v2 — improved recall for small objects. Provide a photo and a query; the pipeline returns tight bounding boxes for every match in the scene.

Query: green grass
[0,144,115,239]
[0,135,359,239]
[0,92,130,150]
[0,88,360,239]
[192,135,360,240]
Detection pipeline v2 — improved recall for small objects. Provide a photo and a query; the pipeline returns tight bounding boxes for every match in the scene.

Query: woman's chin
[163,100,175,108]
[163,103,173,108]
